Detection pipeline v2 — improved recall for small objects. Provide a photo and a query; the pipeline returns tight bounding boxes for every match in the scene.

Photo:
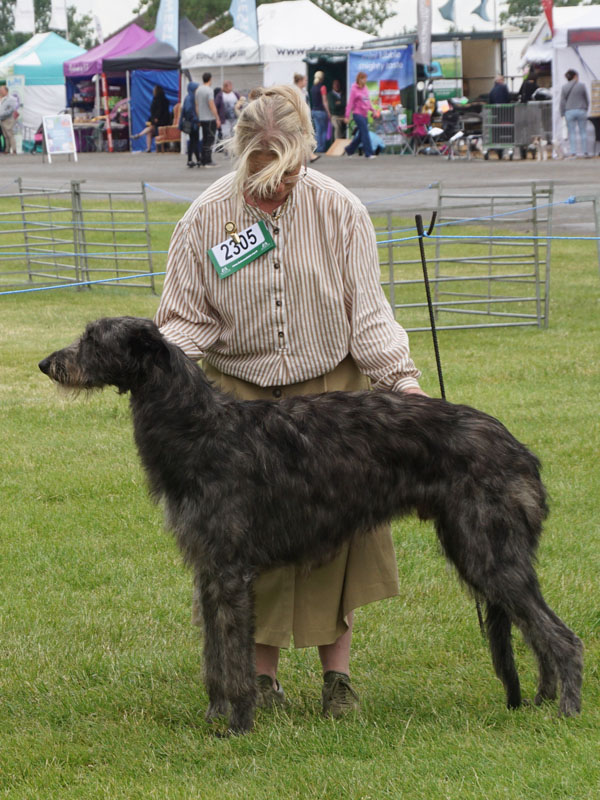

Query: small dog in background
[39,317,583,734]
[530,135,551,161]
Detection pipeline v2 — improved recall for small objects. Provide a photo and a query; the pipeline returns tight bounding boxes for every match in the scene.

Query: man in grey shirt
[195,72,221,167]
[559,69,590,158]
[0,86,18,155]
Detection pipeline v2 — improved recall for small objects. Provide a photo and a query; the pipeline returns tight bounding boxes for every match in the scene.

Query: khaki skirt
[200,355,399,648]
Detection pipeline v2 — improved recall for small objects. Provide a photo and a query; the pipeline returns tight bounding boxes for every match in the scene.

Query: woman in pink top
[344,72,376,158]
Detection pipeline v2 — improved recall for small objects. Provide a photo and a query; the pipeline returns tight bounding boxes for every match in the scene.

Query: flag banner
[155,0,179,50]
[93,15,104,44]
[14,0,35,33]
[541,0,554,35]
[229,0,258,43]
[50,0,68,31]
[416,0,432,66]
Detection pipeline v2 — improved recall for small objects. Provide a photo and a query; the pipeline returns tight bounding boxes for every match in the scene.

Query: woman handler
[154,84,424,718]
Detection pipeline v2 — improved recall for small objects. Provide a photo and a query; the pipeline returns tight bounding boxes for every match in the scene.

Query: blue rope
[0,219,177,226]
[375,196,578,239]
[0,271,166,296]
[431,196,577,230]
[144,182,197,202]
[0,249,168,257]
[0,179,18,193]
[365,184,435,206]
[377,232,600,245]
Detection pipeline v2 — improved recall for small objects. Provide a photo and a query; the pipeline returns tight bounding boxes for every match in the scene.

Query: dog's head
[39,316,171,394]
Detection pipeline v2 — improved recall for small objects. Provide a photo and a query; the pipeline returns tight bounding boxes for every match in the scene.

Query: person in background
[488,75,510,105]
[131,84,171,152]
[328,79,346,140]
[294,72,308,101]
[344,72,377,159]
[0,85,18,155]
[195,72,221,167]
[180,81,201,168]
[154,84,424,719]
[518,69,538,103]
[294,72,320,163]
[560,69,590,158]
[310,70,330,153]
[215,80,241,139]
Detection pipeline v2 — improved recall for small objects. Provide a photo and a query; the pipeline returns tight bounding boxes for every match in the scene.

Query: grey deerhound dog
[39,316,583,733]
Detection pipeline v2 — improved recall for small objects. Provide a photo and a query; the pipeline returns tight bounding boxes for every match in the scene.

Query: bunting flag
[541,0,554,35]
[13,0,35,33]
[49,0,68,31]
[416,0,432,66]
[471,0,490,22]
[229,0,259,43]
[155,0,179,50]
[438,0,456,24]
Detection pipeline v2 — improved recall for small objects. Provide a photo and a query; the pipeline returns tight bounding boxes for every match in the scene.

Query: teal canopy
[0,32,84,86]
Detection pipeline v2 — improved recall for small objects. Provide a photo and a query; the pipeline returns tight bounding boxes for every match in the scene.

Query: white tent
[181,0,373,89]
[521,7,600,153]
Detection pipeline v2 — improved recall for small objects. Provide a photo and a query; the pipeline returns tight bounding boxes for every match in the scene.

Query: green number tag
[208,220,275,279]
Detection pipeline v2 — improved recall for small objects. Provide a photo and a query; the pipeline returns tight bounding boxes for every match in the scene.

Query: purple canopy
[63,23,155,77]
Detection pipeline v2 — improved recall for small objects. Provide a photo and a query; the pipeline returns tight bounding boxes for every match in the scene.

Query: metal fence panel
[375,180,554,332]
[0,181,156,293]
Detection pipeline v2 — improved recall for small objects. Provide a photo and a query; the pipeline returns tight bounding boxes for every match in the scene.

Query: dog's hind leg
[199,566,257,734]
[435,511,579,714]
[485,602,521,709]
[508,582,583,716]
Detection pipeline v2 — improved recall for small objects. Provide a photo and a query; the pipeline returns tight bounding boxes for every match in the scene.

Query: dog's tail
[485,602,521,709]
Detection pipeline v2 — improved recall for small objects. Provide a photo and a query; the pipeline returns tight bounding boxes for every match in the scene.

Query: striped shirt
[155,168,421,392]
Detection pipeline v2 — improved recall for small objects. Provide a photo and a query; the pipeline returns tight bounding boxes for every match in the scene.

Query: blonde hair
[293,72,305,85]
[231,84,316,200]
[313,70,324,85]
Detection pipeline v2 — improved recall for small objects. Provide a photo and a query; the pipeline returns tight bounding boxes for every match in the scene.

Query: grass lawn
[0,206,599,799]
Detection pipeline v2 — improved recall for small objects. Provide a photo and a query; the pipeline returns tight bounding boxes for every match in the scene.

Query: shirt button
[272,388,282,398]
[276,300,282,307]
[273,227,280,235]
[274,262,280,269]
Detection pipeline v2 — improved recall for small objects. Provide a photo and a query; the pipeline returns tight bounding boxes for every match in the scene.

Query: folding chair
[409,112,432,155]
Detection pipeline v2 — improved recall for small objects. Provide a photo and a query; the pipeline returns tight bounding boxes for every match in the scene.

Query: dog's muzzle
[38,357,52,375]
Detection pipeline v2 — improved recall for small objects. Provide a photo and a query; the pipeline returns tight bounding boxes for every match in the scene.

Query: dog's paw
[205,700,229,722]
[558,696,581,717]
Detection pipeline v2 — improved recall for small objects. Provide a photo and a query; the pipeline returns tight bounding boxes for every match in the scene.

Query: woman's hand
[403,386,429,397]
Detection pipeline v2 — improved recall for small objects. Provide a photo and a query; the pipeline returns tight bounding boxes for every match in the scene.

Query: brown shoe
[256,674,286,708]
[322,671,360,718]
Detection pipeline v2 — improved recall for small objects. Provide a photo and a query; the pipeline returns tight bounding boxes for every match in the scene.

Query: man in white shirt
[195,72,221,167]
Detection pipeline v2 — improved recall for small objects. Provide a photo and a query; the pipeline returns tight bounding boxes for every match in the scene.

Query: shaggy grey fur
[39,316,583,733]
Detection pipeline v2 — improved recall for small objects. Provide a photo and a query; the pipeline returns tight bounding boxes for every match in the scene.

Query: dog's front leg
[197,569,229,723]
[199,565,257,734]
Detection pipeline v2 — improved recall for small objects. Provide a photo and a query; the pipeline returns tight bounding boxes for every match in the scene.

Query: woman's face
[247,151,302,205]
[357,75,367,88]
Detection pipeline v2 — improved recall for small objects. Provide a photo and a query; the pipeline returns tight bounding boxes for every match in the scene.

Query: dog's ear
[129,321,172,374]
